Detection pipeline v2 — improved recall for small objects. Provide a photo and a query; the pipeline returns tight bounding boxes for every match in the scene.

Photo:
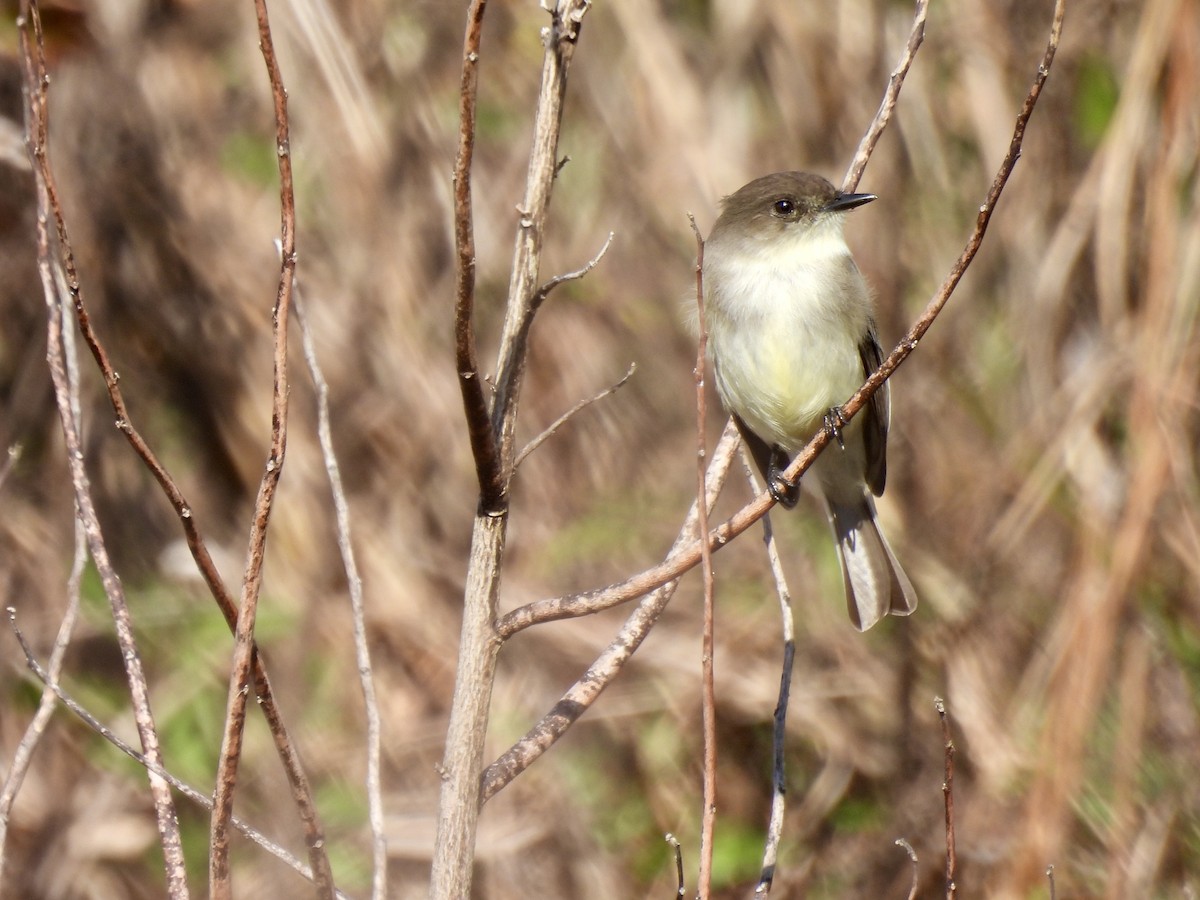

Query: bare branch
[753,455,796,898]
[17,7,330,885]
[480,421,739,801]
[530,229,614,315]
[690,214,717,900]
[841,0,929,193]
[295,289,386,899]
[896,839,920,900]
[0,328,83,881]
[498,0,1066,637]
[666,833,685,899]
[10,100,332,891]
[453,0,505,512]
[209,0,313,893]
[489,1,593,473]
[432,5,595,896]
[5,610,352,900]
[17,4,188,894]
[514,361,635,470]
[937,698,958,898]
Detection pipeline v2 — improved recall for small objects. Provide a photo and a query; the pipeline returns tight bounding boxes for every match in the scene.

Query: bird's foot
[824,407,847,450]
[767,447,800,508]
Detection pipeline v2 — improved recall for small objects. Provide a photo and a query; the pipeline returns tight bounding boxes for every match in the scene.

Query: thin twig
[842,0,929,193]
[896,839,920,900]
[531,229,614,314]
[17,5,189,895]
[0,292,84,883]
[514,361,635,470]
[480,422,740,801]
[210,0,306,894]
[4,609,352,900]
[690,214,717,900]
[937,698,957,898]
[497,0,1065,637]
[1047,865,1056,900]
[452,0,504,512]
[295,288,386,899]
[667,835,686,897]
[753,452,796,898]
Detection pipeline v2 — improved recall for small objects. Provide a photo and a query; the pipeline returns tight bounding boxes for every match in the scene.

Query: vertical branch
[489,1,591,471]
[753,484,796,898]
[208,0,300,895]
[453,0,503,511]
[295,292,386,899]
[689,216,717,899]
[13,2,332,886]
[17,3,189,897]
[937,698,958,898]
[432,4,593,898]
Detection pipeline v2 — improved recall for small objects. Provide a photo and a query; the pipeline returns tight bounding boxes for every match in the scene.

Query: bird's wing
[858,326,890,496]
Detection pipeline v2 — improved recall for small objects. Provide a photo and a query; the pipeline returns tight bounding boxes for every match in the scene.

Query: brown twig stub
[17,3,189,896]
[209,0,322,894]
[937,698,958,898]
[666,833,686,898]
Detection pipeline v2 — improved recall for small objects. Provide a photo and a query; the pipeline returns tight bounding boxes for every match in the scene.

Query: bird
[702,171,917,630]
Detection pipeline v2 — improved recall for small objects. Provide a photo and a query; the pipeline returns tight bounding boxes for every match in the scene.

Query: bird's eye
[772,197,797,218]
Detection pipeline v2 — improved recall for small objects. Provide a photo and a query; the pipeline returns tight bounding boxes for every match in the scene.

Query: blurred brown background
[1,0,1197,897]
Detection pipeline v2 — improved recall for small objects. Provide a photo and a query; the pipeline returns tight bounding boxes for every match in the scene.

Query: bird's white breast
[705,227,871,452]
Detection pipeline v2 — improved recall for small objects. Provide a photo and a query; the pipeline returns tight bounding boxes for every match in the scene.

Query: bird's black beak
[824,191,877,213]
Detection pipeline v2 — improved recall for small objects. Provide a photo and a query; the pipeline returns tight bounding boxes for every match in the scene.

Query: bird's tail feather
[827,496,917,631]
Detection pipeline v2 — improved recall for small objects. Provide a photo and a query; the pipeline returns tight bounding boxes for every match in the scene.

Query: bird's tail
[826,495,917,631]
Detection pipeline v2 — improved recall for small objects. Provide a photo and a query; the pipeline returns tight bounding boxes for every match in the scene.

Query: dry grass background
[0,0,1198,897]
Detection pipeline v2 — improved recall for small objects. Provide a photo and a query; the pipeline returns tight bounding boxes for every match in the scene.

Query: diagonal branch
[842,0,929,193]
[0,307,85,885]
[480,421,740,801]
[209,0,313,894]
[18,4,189,896]
[514,361,634,470]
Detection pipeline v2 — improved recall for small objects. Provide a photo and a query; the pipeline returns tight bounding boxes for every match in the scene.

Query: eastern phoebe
[703,171,917,630]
